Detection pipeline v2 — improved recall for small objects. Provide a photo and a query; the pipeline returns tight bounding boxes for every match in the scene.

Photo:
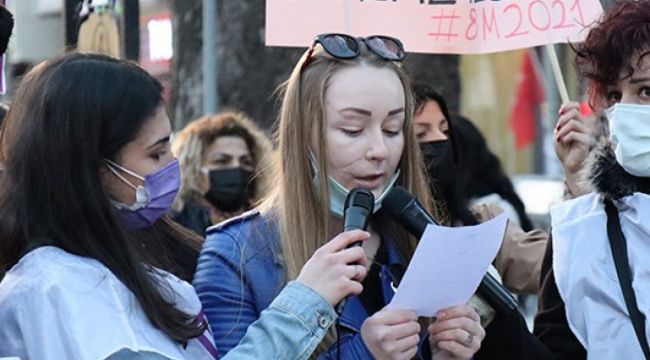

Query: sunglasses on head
[301,33,406,71]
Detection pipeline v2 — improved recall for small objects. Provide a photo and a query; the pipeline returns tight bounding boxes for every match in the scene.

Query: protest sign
[266,0,603,54]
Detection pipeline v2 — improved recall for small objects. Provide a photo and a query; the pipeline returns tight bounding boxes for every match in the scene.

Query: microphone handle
[343,224,364,248]
[337,233,366,314]
[478,272,519,316]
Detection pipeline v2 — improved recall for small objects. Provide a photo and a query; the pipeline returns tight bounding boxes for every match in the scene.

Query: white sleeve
[0,270,199,360]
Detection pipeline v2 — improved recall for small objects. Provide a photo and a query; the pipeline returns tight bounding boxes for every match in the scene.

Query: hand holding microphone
[296,188,374,307]
[335,188,374,313]
[296,230,369,306]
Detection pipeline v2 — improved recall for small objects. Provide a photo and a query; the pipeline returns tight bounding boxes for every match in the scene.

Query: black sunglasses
[301,33,405,71]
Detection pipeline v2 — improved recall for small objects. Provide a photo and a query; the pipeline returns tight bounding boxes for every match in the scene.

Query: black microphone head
[383,186,414,217]
[343,188,374,233]
[383,185,437,238]
[345,188,374,212]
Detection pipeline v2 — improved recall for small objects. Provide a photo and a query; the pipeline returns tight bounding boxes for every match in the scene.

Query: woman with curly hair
[534,1,650,358]
[171,111,272,236]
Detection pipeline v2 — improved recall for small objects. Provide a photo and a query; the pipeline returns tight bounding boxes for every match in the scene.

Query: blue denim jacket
[193,210,414,359]
[221,281,337,359]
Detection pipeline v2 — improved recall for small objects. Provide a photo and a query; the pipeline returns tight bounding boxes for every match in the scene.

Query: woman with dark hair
[535,1,650,358]
[0,53,369,359]
[452,115,534,232]
[413,86,477,227]
[411,87,556,360]
[413,84,546,295]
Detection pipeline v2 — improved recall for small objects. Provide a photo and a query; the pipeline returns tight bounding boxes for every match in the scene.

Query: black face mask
[420,140,456,191]
[205,168,254,212]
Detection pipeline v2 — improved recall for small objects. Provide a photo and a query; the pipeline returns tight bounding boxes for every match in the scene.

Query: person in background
[413,84,546,295]
[453,115,534,231]
[0,53,368,359]
[171,111,272,237]
[194,33,484,360]
[412,87,556,360]
[535,1,650,358]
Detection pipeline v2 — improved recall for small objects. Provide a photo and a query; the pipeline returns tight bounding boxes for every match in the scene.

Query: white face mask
[607,103,650,177]
[309,152,400,218]
[104,159,149,210]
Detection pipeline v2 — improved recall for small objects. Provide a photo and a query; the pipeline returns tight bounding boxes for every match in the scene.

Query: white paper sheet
[388,213,508,317]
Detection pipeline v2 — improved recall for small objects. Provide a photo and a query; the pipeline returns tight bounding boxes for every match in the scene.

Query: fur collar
[587,138,650,200]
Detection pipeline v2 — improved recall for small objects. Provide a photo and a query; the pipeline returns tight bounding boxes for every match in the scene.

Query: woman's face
[413,99,449,142]
[311,65,405,199]
[202,135,253,172]
[605,53,650,107]
[102,105,174,204]
[199,135,253,192]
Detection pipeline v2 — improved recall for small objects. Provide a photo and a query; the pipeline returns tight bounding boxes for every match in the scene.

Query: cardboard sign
[266,0,603,54]
[78,12,121,58]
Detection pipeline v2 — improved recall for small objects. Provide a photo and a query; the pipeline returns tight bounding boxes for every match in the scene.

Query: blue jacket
[193,210,414,359]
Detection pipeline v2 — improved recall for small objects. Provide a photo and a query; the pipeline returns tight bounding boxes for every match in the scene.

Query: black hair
[452,115,534,231]
[0,5,13,55]
[0,103,7,129]
[413,83,458,162]
[413,83,478,226]
[0,53,204,342]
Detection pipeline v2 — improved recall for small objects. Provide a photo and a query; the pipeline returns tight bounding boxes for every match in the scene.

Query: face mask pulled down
[309,152,400,218]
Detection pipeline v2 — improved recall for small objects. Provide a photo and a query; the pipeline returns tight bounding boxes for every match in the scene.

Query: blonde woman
[171,112,271,236]
[0,54,369,360]
[193,34,484,359]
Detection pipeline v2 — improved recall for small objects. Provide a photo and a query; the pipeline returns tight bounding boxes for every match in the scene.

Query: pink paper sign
[266,0,603,54]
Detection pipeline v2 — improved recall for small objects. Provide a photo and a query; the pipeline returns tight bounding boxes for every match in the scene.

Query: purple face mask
[104,159,180,229]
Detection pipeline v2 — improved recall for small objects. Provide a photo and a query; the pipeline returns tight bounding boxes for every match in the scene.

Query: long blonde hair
[172,111,272,212]
[257,41,447,355]
[260,42,445,284]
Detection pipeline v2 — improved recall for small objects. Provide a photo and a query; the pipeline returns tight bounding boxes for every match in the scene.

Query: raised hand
[554,102,601,197]
[296,230,369,305]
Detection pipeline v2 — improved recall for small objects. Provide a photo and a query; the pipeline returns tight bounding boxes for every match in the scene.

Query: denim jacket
[193,210,419,359]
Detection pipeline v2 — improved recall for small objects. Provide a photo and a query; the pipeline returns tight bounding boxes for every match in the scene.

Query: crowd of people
[0,0,648,359]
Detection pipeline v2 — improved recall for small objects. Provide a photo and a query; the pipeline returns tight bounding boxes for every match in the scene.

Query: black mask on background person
[205,168,254,212]
[420,140,456,191]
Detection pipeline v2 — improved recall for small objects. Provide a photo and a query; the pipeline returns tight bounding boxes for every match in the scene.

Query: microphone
[383,186,519,317]
[344,188,374,235]
[337,188,374,314]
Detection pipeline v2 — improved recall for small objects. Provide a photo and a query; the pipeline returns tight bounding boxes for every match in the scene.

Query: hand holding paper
[389,213,508,317]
